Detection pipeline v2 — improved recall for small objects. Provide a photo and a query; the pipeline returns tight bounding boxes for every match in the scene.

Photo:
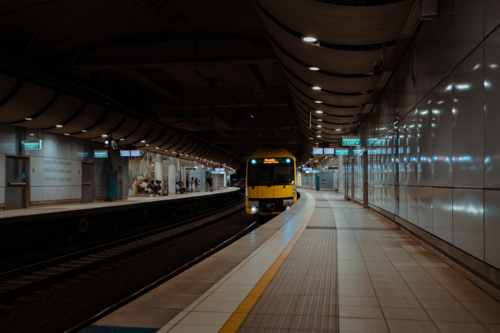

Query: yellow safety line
[219,196,316,333]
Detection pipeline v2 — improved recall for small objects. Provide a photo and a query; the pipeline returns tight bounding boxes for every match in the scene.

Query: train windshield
[248,164,294,186]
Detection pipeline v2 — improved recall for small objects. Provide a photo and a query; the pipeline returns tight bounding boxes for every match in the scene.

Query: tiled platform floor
[0,187,239,220]
[83,190,500,333]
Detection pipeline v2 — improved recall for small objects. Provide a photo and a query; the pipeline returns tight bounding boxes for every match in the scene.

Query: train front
[245,154,297,215]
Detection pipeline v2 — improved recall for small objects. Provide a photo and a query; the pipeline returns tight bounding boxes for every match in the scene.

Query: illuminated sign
[342,137,360,146]
[323,148,335,154]
[313,148,324,154]
[130,150,141,157]
[120,150,130,157]
[214,168,226,173]
[335,149,349,155]
[24,141,41,150]
[94,150,108,158]
[367,138,377,145]
[264,158,279,164]
[353,149,364,155]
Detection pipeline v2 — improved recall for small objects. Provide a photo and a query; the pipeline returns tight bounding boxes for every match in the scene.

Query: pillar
[351,157,354,202]
[363,150,368,208]
[154,155,162,182]
[338,156,344,194]
[168,164,176,194]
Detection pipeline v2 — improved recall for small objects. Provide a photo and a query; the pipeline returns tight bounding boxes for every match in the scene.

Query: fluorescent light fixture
[336,129,341,131]
[56,125,63,128]
[314,101,322,104]
[141,140,146,143]
[29,133,34,136]
[81,130,87,133]
[120,138,124,141]
[64,133,69,136]
[102,134,107,137]
[317,135,321,137]
[315,110,323,114]
[145,144,149,146]
[312,86,321,90]
[25,118,32,121]
[155,147,159,149]
[301,36,317,42]
[317,125,322,128]
[308,66,320,71]
[317,119,323,122]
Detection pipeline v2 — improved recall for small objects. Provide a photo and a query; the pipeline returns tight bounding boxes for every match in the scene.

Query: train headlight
[286,158,291,163]
[251,159,257,164]
[250,206,258,213]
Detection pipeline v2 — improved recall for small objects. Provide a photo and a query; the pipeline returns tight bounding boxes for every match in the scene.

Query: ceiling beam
[154,98,290,110]
[74,58,278,70]
[121,68,180,101]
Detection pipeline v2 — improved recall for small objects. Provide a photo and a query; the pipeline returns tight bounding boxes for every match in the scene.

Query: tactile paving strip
[237,194,338,332]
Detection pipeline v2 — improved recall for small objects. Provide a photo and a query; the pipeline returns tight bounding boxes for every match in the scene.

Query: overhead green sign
[342,137,360,146]
[335,149,349,156]
[367,138,377,146]
[24,141,41,150]
[94,150,108,158]
[353,149,364,155]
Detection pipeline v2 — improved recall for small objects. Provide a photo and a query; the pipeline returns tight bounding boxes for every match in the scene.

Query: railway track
[0,195,245,304]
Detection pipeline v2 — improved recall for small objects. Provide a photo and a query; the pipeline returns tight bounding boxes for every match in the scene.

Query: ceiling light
[317,119,323,122]
[155,147,159,149]
[317,135,321,137]
[317,125,322,128]
[315,110,323,114]
[165,149,168,151]
[312,86,321,90]
[56,125,63,128]
[64,133,69,136]
[29,133,34,136]
[309,66,320,71]
[81,130,87,133]
[102,134,107,137]
[145,144,149,146]
[120,138,124,141]
[336,129,341,131]
[141,140,146,143]
[314,101,322,104]
[25,118,32,121]
[317,131,321,133]
[301,36,317,43]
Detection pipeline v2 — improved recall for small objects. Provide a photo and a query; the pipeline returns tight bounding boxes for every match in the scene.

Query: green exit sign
[94,150,108,158]
[24,141,41,150]
[342,137,360,146]
[335,149,349,155]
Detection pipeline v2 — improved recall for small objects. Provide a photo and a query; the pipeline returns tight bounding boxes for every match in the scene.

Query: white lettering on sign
[42,158,73,186]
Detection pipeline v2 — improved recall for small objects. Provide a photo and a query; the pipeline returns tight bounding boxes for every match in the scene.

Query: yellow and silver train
[245,148,297,215]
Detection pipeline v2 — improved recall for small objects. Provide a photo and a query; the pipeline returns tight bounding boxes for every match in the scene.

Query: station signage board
[130,150,141,157]
[94,150,108,158]
[335,148,349,155]
[263,158,279,164]
[120,150,131,157]
[323,148,335,154]
[312,147,324,154]
[24,141,41,150]
[342,136,360,146]
[214,168,225,173]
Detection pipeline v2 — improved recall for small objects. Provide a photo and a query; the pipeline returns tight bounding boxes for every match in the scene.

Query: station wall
[346,0,500,270]
[0,124,129,207]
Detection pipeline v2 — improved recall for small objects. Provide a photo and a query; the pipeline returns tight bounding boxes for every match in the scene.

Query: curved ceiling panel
[67,104,108,137]
[285,75,372,106]
[275,46,381,93]
[257,0,413,45]
[261,15,393,74]
[0,75,20,101]
[0,83,55,122]
[23,94,83,129]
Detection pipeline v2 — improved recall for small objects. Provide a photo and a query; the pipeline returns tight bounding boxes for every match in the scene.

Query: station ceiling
[0,0,415,167]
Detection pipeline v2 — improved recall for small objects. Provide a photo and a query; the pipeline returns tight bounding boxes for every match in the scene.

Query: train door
[258,165,273,198]
[82,162,94,203]
[5,156,29,210]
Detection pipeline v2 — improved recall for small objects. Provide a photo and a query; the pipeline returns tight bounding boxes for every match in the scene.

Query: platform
[81,189,500,333]
[0,187,239,224]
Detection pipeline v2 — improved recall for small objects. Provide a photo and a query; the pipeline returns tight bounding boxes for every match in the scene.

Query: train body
[245,148,297,215]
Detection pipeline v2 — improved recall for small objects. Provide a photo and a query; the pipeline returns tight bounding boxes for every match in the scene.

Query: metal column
[363,150,368,208]
[351,157,354,202]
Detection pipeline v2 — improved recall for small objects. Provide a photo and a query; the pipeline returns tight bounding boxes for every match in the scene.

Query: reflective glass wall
[346,0,500,270]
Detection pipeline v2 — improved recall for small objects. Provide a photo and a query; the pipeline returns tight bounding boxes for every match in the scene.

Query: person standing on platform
[207,176,213,192]
[195,178,200,192]
[190,177,194,193]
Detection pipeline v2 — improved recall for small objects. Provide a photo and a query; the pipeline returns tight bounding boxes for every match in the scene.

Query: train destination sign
[335,149,349,155]
[342,136,360,146]
[264,158,279,164]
